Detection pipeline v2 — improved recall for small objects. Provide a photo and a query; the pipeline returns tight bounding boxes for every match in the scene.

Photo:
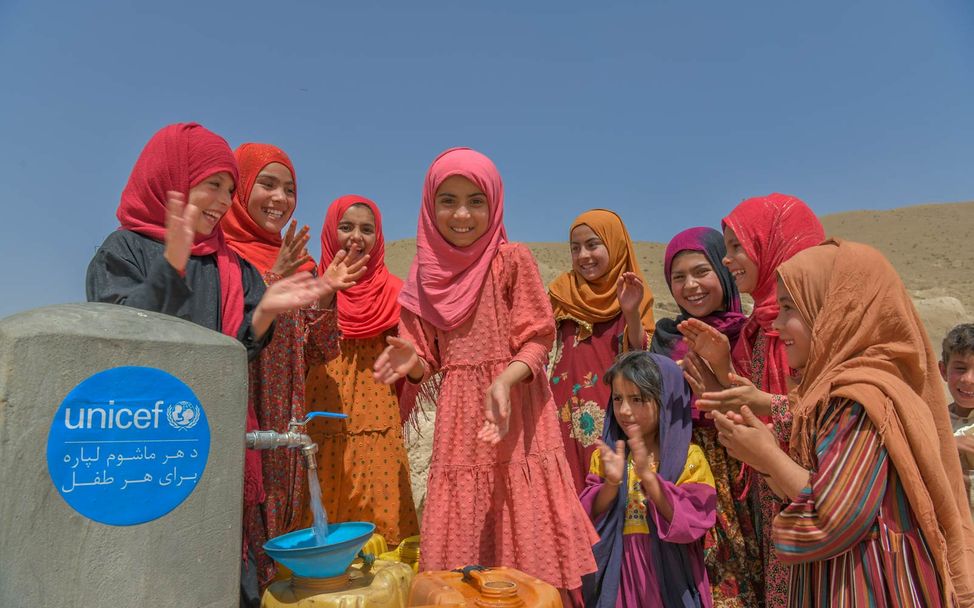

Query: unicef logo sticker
[167,401,201,430]
[46,366,211,526]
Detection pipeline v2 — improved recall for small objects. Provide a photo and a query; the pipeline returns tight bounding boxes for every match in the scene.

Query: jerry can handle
[452,564,488,582]
[357,550,376,574]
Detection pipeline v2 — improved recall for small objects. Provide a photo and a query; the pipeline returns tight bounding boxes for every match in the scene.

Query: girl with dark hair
[581,351,717,608]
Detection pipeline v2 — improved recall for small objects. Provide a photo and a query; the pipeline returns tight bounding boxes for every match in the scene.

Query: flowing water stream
[307,469,329,545]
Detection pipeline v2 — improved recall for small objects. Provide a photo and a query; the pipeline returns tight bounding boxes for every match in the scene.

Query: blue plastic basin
[263,522,376,579]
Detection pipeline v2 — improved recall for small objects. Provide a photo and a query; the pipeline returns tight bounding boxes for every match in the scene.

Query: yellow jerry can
[378,535,421,573]
[262,558,413,608]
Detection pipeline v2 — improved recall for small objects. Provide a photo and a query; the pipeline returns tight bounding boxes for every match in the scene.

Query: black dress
[86,229,271,360]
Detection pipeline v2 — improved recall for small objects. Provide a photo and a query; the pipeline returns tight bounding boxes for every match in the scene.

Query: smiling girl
[86,125,338,607]
[87,124,328,355]
[711,240,974,607]
[221,144,367,599]
[548,209,655,492]
[304,195,419,546]
[650,227,757,608]
[679,193,824,607]
[372,148,597,597]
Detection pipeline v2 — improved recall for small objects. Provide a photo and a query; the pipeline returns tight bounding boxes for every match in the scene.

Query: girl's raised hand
[627,434,657,487]
[682,350,725,397]
[628,435,673,520]
[163,190,199,273]
[677,319,732,381]
[258,271,323,315]
[595,439,627,486]
[712,406,777,473]
[697,372,772,416]
[477,380,511,445]
[320,249,370,294]
[616,272,644,316]
[373,336,420,385]
[269,220,313,278]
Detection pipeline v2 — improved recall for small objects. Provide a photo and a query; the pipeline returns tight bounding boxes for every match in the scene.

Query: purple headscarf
[651,227,747,362]
[582,352,704,608]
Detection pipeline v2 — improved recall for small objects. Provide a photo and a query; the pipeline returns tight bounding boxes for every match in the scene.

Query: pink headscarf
[398,147,508,331]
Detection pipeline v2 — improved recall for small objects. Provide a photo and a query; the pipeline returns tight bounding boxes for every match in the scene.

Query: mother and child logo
[167,401,201,430]
[46,366,211,526]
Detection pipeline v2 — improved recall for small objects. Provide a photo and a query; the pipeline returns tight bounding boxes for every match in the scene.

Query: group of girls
[86,122,974,608]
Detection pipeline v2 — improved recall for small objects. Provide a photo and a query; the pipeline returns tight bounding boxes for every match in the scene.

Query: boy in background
[941,323,974,516]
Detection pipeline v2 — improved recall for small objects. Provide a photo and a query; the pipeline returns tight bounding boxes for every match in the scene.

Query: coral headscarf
[116,122,244,338]
[320,195,402,338]
[548,209,655,341]
[651,227,746,363]
[779,239,974,605]
[399,148,508,331]
[222,143,316,276]
[722,193,824,396]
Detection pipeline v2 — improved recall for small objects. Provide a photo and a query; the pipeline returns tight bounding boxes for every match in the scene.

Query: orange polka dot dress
[304,330,420,544]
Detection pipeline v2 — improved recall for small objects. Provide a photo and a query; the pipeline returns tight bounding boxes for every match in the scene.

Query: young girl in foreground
[650,227,758,608]
[373,147,597,595]
[548,209,655,493]
[582,351,716,608]
[712,239,974,607]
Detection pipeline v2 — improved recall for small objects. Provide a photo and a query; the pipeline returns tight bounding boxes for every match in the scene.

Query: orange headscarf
[779,239,974,605]
[548,209,654,341]
[222,143,316,276]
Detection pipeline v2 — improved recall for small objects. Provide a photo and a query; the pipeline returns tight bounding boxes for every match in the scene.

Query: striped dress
[773,399,944,607]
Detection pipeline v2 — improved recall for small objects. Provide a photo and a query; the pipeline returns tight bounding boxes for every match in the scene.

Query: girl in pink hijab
[374,148,597,598]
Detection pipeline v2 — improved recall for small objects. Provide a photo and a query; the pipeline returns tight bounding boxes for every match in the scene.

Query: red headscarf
[398,147,508,331]
[222,143,316,276]
[320,195,402,338]
[116,123,244,338]
[722,193,824,396]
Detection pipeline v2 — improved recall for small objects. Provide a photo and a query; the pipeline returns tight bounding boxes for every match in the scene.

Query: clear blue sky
[1,0,972,318]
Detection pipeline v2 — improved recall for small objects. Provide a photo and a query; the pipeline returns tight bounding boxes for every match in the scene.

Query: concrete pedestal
[0,303,248,607]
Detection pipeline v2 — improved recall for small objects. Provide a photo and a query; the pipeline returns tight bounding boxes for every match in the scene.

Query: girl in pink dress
[373,147,598,596]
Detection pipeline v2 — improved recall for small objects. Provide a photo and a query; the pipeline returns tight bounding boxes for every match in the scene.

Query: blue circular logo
[46,366,211,526]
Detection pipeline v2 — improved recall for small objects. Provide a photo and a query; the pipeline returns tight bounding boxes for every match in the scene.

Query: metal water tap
[244,411,347,471]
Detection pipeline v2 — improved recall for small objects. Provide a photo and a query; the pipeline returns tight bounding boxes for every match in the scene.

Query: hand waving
[616,272,644,316]
[258,272,325,315]
[269,220,313,278]
[712,405,778,472]
[595,439,627,486]
[678,318,733,380]
[697,372,772,416]
[320,249,370,294]
[373,336,420,385]
[163,191,199,273]
[682,350,725,397]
